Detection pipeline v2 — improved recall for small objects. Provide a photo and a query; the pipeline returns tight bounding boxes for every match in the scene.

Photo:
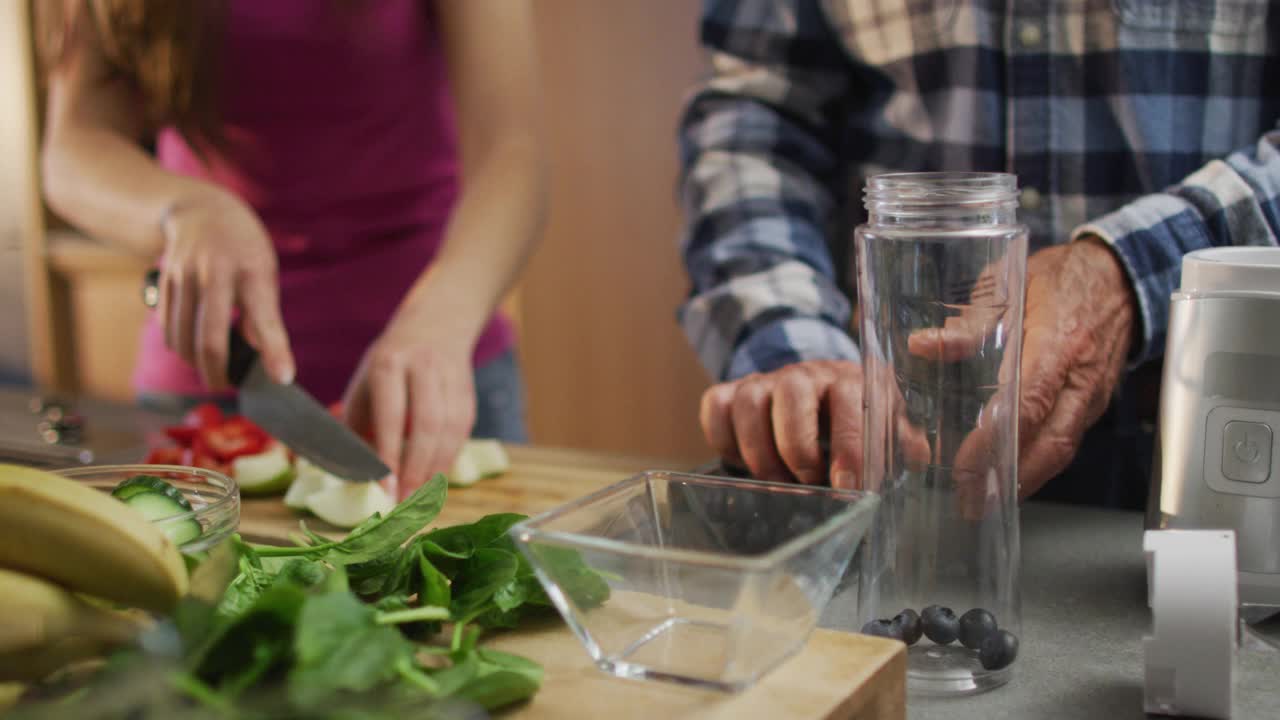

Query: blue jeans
[137,349,529,443]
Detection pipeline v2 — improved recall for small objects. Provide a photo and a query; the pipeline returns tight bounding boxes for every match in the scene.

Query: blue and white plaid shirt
[678,0,1280,383]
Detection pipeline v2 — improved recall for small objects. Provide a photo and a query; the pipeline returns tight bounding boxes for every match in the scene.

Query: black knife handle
[226,327,257,386]
[143,268,259,387]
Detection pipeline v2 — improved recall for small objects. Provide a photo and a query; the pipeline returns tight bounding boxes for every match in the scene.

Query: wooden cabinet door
[521,1,712,463]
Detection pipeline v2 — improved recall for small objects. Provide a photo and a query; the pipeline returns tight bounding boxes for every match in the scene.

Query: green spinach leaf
[327,477,448,565]
[287,591,414,709]
[416,551,452,609]
[449,548,519,617]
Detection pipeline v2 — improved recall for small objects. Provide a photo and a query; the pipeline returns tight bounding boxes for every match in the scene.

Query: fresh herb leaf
[274,558,328,589]
[493,577,530,613]
[251,477,448,563]
[462,514,527,547]
[455,668,541,711]
[416,551,452,609]
[474,604,524,630]
[189,579,307,684]
[372,595,444,641]
[425,652,480,698]
[287,591,414,709]
[327,477,448,565]
[418,527,476,560]
[216,556,274,619]
[452,648,542,711]
[449,548,519,617]
[527,545,611,608]
[374,605,450,625]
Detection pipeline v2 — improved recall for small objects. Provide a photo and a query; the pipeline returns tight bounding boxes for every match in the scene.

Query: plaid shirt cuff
[1074,194,1212,367]
[724,316,860,380]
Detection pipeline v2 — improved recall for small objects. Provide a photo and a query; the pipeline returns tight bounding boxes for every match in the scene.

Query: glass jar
[855,173,1028,695]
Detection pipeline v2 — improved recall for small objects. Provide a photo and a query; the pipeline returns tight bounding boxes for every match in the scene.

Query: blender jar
[855,172,1028,695]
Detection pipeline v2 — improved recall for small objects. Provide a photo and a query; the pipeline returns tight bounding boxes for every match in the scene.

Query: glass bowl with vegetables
[55,464,240,554]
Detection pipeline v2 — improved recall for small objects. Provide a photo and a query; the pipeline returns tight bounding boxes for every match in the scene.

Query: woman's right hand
[156,190,295,389]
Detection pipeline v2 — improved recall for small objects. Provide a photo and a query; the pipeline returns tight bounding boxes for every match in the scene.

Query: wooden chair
[0,0,150,401]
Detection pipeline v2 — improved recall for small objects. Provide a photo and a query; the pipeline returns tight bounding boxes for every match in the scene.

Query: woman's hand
[342,305,477,501]
[157,190,295,390]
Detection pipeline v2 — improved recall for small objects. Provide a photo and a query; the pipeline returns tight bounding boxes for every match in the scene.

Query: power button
[1222,420,1272,483]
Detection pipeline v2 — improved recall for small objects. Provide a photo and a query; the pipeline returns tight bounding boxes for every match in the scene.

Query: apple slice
[283,458,340,510]
[449,439,510,487]
[306,480,395,529]
[231,443,295,496]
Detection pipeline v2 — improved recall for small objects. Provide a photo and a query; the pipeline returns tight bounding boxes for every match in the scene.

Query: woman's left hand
[342,308,476,501]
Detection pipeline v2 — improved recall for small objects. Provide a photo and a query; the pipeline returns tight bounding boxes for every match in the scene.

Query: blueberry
[860,618,897,639]
[921,605,960,644]
[979,629,1019,670]
[890,609,923,645]
[958,608,998,650]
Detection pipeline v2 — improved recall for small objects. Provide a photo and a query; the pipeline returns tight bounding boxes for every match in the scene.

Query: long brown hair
[35,0,225,146]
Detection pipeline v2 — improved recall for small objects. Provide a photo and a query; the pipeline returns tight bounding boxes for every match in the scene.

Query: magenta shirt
[134,0,514,404]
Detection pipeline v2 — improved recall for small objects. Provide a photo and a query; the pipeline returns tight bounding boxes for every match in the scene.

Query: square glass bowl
[508,471,880,692]
[55,464,240,554]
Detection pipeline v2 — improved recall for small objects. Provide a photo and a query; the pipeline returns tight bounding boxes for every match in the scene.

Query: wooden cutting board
[239,446,905,720]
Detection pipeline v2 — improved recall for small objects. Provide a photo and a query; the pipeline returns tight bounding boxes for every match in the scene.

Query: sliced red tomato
[144,447,186,465]
[181,447,231,476]
[183,402,224,429]
[163,425,200,446]
[198,417,269,461]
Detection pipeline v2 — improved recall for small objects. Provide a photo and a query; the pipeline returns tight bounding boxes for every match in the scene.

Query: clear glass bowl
[508,470,881,692]
[55,464,240,554]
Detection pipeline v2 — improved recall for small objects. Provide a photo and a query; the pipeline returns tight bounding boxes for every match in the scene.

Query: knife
[143,269,391,483]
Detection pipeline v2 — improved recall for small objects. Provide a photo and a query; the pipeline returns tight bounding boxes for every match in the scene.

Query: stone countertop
[846,501,1280,720]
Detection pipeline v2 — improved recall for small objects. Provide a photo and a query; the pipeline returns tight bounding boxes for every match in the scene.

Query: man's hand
[1010,238,1137,496]
[699,360,864,488]
[946,237,1137,502]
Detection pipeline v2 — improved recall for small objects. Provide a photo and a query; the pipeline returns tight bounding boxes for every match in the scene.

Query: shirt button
[1019,22,1042,48]
[1021,187,1042,210]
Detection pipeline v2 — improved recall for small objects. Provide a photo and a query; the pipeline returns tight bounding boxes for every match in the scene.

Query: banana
[0,682,24,713]
[0,464,188,612]
[0,636,112,684]
[0,568,146,656]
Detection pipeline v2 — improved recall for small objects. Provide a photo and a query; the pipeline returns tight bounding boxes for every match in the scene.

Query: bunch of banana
[0,463,189,686]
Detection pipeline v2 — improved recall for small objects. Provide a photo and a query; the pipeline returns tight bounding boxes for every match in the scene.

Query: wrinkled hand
[914,238,1137,508]
[342,309,476,501]
[699,360,865,489]
[1009,238,1136,496]
[157,190,294,389]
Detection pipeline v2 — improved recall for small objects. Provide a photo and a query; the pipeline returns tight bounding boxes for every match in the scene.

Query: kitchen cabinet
[0,0,54,387]
[521,0,712,463]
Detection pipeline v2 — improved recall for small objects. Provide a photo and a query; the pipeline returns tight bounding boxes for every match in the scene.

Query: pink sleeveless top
[134,0,514,404]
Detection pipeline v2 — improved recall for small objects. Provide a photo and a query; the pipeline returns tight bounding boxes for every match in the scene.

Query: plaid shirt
[678,0,1280,383]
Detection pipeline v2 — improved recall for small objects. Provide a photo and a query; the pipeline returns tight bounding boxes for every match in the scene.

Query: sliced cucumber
[449,439,510,487]
[284,458,340,511]
[232,443,296,496]
[123,491,203,546]
[111,474,193,510]
[306,481,395,529]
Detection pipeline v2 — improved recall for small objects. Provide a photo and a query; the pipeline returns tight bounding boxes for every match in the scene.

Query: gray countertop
[826,501,1280,720]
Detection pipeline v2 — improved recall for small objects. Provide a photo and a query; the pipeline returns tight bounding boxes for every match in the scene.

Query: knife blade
[143,269,390,483]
